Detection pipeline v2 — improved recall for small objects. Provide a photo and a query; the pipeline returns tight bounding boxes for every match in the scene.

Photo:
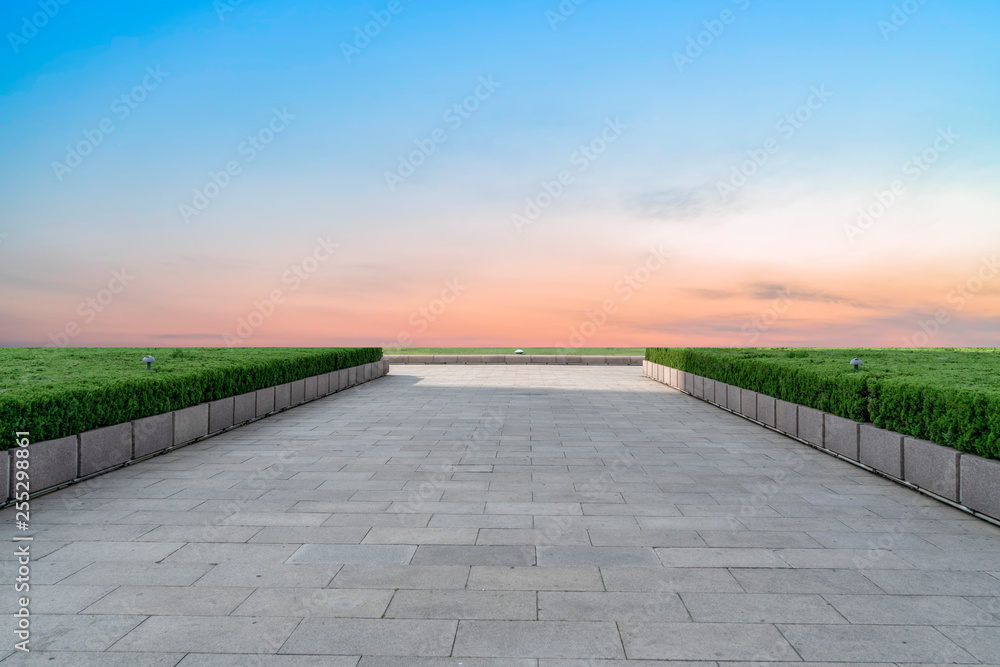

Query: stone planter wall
[2,359,389,504]
[643,360,1000,523]
[386,355,643,365]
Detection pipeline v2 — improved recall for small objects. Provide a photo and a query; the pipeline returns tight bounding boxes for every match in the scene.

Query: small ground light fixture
[850,358,863,371]
[515,349,524,354]
[143,355,156,370]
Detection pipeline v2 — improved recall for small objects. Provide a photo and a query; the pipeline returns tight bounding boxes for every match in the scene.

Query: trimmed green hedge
[646,347,1000,460]
[1,347,381,448]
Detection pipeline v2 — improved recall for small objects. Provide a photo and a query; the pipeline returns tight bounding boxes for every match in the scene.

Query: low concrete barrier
[644,360,1000,524]
[385,355,643,365]
[3,360,388,505]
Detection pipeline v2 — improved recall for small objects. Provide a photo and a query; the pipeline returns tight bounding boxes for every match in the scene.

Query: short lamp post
[850,358,863,371]
[143,355,156,370]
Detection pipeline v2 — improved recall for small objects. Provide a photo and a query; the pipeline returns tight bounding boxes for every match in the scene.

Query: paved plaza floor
[3,364,1000,665]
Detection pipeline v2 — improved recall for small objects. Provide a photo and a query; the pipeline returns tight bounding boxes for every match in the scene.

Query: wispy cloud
[748,282,878,310]
[622,184,723,222]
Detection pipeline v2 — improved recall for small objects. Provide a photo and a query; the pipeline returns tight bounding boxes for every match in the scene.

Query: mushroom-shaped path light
[143,355,156,371]
[515,349,524,355]
[850,358,863,371]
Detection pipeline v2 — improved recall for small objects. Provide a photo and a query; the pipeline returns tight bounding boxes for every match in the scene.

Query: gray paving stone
[682,592,846,623]
[588,529,703,547]
[477,528,591,545]
[0,652,185,666]
[861,569,1000,596]
[698,530,823,549]
[468,566,604,591]
[233,587,393,617]
[386,589,536,620]
[938,625,1000,664]
[654,547,788,568]
[178,656,357,667]
[280,618,457,656]
[362,527,479,545]
[287,544,416,565]
[24,585,116,614]
[729,568,883,594]
[620,622,798,661]
[109,616,301,654]
[535,662,703,667]
[777,624,976,663]
[777,547,914,569]
[136,525,263,543]
[3,364,998,664]
[454,620,624,659]
[332,565,471,589]
[807,531,935,550]
[825,594,1000,625]
[410,545,535,566]
[249,526,370,544]
[43,540,183,562]
[193,562,340,587]
[601,567,743,593]
[358,659,533,667]
[24,615,146,652]
[223,511,329,526]
[82,585,253,615]
[536,546,661,567]
[430,514,533,529]
[538,591,688,621]
[165,542,298,563]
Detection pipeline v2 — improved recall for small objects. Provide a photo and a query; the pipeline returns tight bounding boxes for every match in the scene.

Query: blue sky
[1,0,998,347]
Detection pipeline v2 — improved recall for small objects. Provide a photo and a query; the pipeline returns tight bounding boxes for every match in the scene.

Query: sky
[1,0,998,349]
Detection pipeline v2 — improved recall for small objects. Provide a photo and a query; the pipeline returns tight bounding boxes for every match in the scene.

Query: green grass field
[0,347,377,398]
[649,347,1000,393]
[384,348,644,356]
[0,347,381,445]
[647,347,1000,458]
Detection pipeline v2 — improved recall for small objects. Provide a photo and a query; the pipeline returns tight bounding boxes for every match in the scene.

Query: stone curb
[2,359,388,505]
[385,355,644,365]
[643,360,1000,524]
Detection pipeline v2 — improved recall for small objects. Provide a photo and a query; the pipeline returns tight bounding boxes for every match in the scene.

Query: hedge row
[646,347,1000,460]
[1,348,382,448]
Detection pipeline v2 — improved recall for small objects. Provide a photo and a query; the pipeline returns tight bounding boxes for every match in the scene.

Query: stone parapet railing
[386,355,643,365]
[2,359,389,505]
[644,360,1000,524]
